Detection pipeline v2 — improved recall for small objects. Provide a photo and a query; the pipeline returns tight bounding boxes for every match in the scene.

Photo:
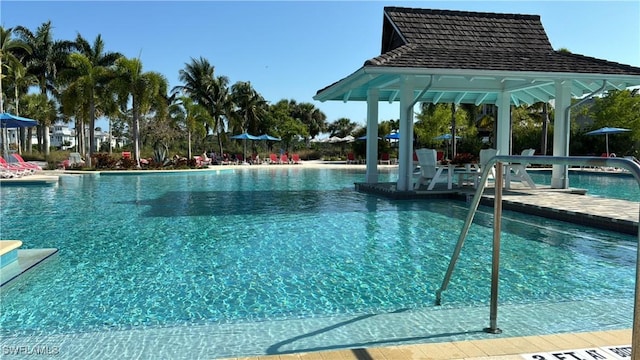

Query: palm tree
[111,56,168,167]
[327,117,357,138]
[173,57,231,156]
[230,81,267,135]
[292,101,327,142]
[0,26,32,157]
[0,26,32,113]
[171,96,211,159]
[14,21,75,155]
[4,62,38,153]
[59,34,122,166]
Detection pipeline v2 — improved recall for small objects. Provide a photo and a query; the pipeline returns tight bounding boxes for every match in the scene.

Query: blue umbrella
[257,134,281,141]
[0,112,38,128]
[230,133,259,162]
[230,132,259,140]
[585,127,631,156]
[385,132,400,140]
[1,113,38,158]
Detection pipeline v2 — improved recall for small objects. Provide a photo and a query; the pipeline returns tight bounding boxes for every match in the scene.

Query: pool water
[529,170,639,202]
[0,168,636,358]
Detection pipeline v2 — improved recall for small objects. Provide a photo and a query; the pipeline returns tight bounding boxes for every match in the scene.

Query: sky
[2,1,639,133]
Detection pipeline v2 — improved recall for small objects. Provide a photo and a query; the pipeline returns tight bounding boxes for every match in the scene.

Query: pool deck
[221,329,631,359]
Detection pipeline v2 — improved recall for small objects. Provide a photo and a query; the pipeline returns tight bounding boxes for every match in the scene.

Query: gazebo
[314,7,640,191]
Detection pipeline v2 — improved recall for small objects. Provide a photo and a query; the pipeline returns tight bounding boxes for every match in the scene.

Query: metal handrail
[435,155,640,359]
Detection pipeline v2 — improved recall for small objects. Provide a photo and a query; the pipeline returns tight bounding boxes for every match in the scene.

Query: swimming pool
[0,168,636,359]
[529,169,638,202]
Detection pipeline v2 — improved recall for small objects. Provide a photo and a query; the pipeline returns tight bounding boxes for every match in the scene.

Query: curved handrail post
[434,155,640,356]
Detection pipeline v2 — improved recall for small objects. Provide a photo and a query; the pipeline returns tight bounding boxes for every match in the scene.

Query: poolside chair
[379,153,391,165]
[0,156,32,176]
[280,154,289,164]
[10,154,43,172]
[471,148,498,187]
[414,148,451,190]
[68,152,85,168]
[346,152,357,164]
[291,154,301,164]
[506,148,536,189]
[269,153,278,164]
[121,151,131,159]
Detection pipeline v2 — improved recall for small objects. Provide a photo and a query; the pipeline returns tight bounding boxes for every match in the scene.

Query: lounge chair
[10,154,43,172]
[414,148,452,190]
[470,148,498,188]
[269,153,278,164]
[506,148,536,189]
[291,154,301,164]
[0,156,32,176]
[379,153,391,165]
[280,154,289,164]
[68,152,85,168]
[346,152,357,164]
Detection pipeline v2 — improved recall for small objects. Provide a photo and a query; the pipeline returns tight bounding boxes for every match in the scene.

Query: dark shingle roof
[382,7,553,53]
[370,7,640,75]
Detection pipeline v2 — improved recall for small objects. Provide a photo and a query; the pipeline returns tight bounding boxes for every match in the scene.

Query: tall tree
[0,26,32,156]
[327,117,357,138]
[173,57,231,156]
[15,21,75,155]
[59,34,121,165]
[111,56,168,167]
[292,101,327,140]
[170,96,211,159]
[230,81,267,135]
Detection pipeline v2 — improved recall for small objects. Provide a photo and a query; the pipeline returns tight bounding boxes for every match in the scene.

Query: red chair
[122,151,131,159]
[0,156,32,175]
[346,152,356,164]
[437,151,444,162]
[269,153,278,164]
[379,153,391,165]
[292,154,301,164]
[280,154,289,164]
[10,154,42,172]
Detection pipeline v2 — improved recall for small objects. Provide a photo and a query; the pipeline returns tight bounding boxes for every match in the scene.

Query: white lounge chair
[414,148,451,190]
[506,148,536,189]
[471,148,498,188]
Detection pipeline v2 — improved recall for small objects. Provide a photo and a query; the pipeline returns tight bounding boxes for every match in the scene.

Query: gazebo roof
[314,7,640,106]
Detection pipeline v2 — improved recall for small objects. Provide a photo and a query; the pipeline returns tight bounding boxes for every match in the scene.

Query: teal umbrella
[230,133,259,161]
[1,113,38,158]
[585,127,630,156]
[257,134,281,141]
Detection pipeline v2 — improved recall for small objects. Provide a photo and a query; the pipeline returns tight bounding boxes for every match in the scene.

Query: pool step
[0,240,58,287]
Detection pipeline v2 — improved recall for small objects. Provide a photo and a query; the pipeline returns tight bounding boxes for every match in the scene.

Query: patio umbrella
[385,132,400,140]
[1,113,38,158]
[585,127,631,156]
[257,134,281,141]
[230,132,259,162]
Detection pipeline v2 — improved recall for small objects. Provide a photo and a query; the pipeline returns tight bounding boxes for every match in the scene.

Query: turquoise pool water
[0,168,636,358]
[529,169,639,202]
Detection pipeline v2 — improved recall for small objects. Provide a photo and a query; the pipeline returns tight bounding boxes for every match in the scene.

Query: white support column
[551,80,572,189]
[397,75,414,191]
[366,88,379,183]
[495,92,511,156]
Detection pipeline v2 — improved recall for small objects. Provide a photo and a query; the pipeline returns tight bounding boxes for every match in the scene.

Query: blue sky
[2,1,639,132]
